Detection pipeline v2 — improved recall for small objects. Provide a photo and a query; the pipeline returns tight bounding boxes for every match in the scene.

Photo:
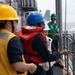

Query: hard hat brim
[0,17,20,20]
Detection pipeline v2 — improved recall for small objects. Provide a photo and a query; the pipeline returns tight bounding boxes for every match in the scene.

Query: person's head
[51,13,57,23]
[27,12,45,29]
[0,4,19,33]
[43,23,50,36]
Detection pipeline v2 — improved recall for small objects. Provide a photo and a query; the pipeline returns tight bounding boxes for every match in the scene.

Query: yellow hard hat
[0,4,19,20]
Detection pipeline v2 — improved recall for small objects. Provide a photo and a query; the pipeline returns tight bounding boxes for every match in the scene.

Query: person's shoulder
[47,22,52,26]
[35,34,43,40]
[9,36,20,44]
[33,34,44,44]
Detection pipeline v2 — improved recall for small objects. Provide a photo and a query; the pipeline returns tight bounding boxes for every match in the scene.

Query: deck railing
[61,31,75,75]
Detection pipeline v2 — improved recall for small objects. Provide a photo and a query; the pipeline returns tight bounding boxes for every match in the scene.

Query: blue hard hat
[27,12,45,25]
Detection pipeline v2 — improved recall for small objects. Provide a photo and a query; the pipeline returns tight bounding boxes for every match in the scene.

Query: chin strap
[11,21,14,33]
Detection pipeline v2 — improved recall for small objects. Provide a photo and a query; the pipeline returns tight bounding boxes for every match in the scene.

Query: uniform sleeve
[32,34,61,62]
[7,36,23,64]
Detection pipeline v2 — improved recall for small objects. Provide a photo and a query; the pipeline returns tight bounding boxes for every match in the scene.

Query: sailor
[0,4,37,75]
[16,12,71,75]
[47,13,60,53]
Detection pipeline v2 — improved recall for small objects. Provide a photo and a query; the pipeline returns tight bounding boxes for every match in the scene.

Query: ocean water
[62,22,75,31]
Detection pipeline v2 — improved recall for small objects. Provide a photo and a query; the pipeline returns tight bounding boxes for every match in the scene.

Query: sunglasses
[51,18,56,20]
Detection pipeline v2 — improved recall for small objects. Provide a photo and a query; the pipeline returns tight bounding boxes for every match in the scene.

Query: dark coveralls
[7,37,25,74]
[27,34,61,75]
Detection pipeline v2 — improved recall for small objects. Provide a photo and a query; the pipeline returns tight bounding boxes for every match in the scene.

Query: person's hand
[60,50,71,55]
[29,63,37,74]
[56,33,60,37]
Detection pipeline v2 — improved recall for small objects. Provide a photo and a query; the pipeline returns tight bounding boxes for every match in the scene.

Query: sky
[36,0,75,22]
[36,0,55,15]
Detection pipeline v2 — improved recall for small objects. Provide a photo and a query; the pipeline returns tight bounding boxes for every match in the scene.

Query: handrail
[62,33,73,42]
[61,33,74,75]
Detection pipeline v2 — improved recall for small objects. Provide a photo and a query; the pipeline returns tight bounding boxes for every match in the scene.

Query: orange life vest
[16,26,47,64]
